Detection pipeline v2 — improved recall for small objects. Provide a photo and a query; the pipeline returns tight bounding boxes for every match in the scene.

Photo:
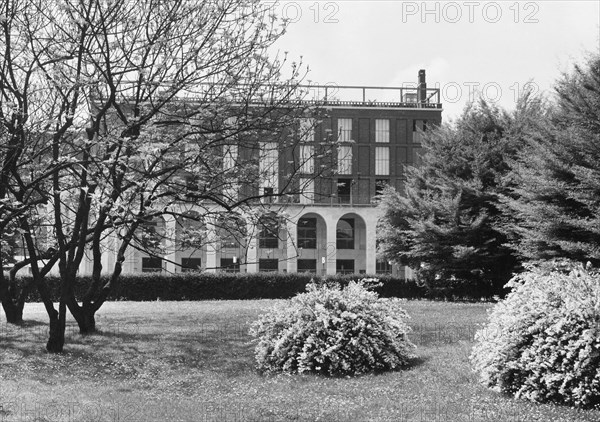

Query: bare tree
[1,0,330,352]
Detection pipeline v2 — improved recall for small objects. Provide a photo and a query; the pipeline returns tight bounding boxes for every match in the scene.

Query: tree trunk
[46,308,64,353]
[29,272,64,353]
[0,273,23,323]
[65,280,98,334]
[69,300,97,334]
[80,303,96,333]
[1,300,23,323]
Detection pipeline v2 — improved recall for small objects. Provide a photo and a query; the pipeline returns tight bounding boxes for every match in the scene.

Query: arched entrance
[294,212,328,275]
[177,211,205,272]
[335,213,367,274]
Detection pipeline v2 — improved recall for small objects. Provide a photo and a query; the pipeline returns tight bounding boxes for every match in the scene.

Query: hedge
[12,272,492,302]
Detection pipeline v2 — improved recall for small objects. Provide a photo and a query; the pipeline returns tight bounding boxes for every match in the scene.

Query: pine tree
[505,53,600,264]
[378,98,541,297]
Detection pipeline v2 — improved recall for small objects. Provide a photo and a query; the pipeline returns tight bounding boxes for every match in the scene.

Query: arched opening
[178,211,205,272]
[136,216,166,273]
[335,213,367,274]
[295,212,327,274]
[257,211,283,272]
[216,212,246,272]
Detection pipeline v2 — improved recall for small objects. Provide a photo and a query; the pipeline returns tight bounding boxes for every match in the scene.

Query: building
[88,71,443,277]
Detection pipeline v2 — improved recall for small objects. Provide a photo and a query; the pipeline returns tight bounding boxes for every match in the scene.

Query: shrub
[249,279,416,376]
[470,262,600,408]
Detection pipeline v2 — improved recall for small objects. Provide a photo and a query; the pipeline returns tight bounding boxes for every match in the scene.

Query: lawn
[1,300,599,422]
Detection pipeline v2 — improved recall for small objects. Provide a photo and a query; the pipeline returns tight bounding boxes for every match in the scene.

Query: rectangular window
[336,259,355,274]
[140,219,161,251]
[223,144,238,171]
[142,257,162,273]
[262,187,275,203]
[299,118,315,143]
[220,217,245,249]
[375,147,390,175]
[375,119,390,143]
[337,118,352,142]
[299,178,314,204]
[337,179,352,204]
[222,230,241,248]
[259,217,279,249]
[181,257,202,273]
[259,258,279,272]
[299,144,314,174]
[337,145,352,174]
[376,259,393,275]
[336,218,354,249]
[221,235,238,249]
[297,259,317,273]
[220,258,240,273]
[413,120,426,143]
[260,142,278,190]
[297,218,317,249]
[375,179,389,198]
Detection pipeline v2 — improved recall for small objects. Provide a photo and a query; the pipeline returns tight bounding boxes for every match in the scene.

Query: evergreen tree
[505,53,600,264]
[378,98,541,297]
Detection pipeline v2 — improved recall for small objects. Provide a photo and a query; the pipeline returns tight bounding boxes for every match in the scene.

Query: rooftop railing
[297,84,442,109]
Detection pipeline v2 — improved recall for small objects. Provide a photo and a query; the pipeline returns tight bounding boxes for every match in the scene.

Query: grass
[1,300,599,422]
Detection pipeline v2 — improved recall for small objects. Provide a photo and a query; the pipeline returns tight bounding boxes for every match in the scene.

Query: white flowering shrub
[471,263,600,408]
[249,279,416,375]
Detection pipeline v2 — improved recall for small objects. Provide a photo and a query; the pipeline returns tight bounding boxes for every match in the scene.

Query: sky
[269,0,600,122]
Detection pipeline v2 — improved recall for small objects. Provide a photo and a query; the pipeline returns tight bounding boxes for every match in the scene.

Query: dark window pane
[220,215,246,248]
[375,179,389,198]
[297,217,317,249]
[336,259,354,274]
[220,258,240,273]
[259,215,279,249]
[181,257,202,273]
[376,260,392,274]
[142,257,162,273]
[336,218,354,250]
[259,258,279,272]
[337,179,352,204]
[297,259,317,273]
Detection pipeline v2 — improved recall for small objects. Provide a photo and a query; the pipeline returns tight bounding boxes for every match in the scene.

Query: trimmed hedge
[14,272,433,302]
[13,271,496,302]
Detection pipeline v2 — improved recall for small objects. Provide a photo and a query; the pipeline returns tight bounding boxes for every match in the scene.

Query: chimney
[418,69,427,103]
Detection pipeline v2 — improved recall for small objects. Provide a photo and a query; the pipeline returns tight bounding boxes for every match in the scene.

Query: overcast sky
[269,0,600,122]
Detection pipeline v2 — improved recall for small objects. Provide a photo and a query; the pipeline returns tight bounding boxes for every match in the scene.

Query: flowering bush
[249,279,416,375]
[470,262,600,408]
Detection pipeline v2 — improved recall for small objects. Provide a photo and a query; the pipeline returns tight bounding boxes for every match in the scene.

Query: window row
[142,257,277,273]
[337,118,390,143]
[337,146,390,175]
[331,118,427,143]
[143,257,393,274]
